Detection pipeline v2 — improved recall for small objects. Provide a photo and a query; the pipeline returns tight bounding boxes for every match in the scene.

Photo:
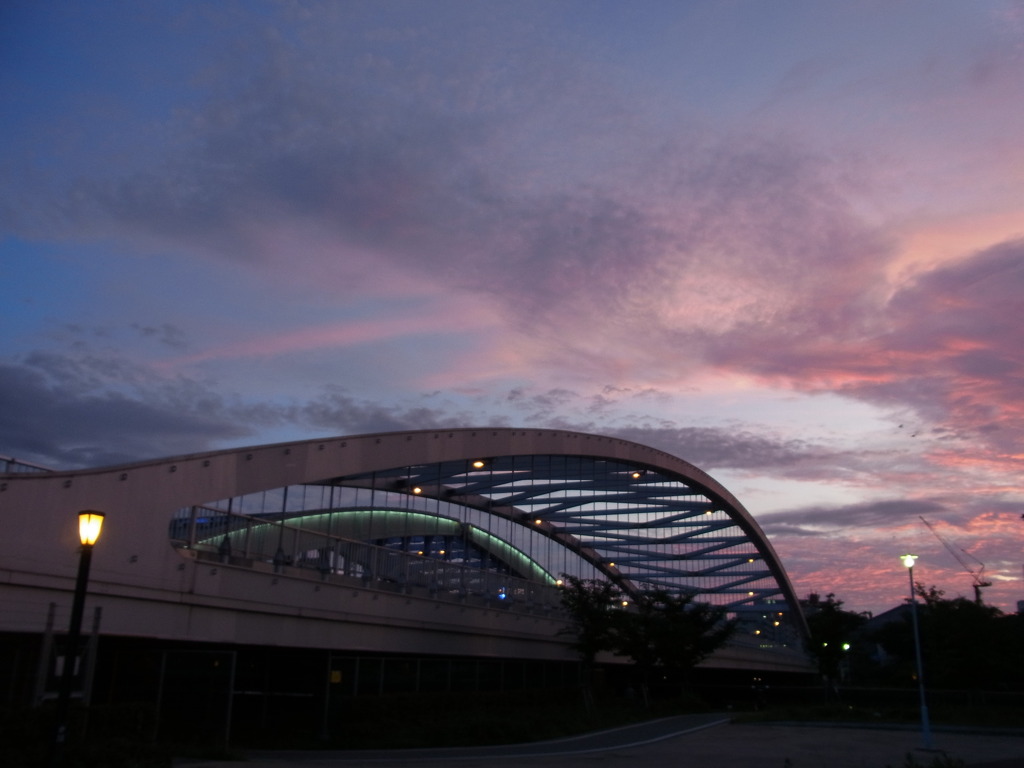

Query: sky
[2,0,1023,616]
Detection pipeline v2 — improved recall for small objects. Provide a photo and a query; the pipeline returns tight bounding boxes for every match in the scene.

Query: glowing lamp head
[901,554,918,569]
[78,510,105,546]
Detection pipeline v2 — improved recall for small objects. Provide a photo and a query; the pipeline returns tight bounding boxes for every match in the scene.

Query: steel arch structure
[162,428,806,633]
[310,435,799,613]
[0,427,809,658]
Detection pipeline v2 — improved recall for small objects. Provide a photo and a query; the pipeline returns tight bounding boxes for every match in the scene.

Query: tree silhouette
[559,577,735,705]
[804,592,868,691]
[615,589,734,702]
[557,575,623,709]
[557,575,622,666]
[870,583,1022,691]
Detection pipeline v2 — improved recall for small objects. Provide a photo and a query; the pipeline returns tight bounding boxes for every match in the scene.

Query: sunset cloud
[2,1,1022,615]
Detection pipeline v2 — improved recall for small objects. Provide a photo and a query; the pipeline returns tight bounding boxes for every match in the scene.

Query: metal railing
[170,506,566,614]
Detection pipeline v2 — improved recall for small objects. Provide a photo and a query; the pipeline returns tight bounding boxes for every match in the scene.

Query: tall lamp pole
[901,554,932,750]
[51,510,105,767]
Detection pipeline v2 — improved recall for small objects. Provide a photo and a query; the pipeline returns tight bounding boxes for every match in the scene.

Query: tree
[912,583,1005,690]
[557,575,623,708]
[617,589,734,703]
[870,583,1017,691]
[626,590,735,678]
[557,575,623,667]
[559,577,735,705]
[803,593,868,689]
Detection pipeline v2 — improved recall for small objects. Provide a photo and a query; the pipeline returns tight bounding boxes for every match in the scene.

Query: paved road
[179,714,1024,768]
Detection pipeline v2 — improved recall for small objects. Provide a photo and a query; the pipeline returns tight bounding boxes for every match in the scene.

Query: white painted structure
[0,428,812,674]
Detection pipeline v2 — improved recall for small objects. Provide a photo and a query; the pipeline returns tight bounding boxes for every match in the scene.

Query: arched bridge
[0,428,811,672]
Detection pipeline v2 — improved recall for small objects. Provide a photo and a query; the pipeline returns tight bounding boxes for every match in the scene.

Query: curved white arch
[1,428,808,645]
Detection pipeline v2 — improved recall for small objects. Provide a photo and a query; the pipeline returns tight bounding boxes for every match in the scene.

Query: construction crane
[920,516,992,604]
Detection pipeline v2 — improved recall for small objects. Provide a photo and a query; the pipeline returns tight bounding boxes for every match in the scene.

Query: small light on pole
[901,553,932,750]
[51,510,105,766]
[78,511,105,546]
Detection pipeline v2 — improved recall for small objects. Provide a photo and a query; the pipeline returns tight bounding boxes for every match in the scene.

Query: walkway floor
[178,713,1024,768]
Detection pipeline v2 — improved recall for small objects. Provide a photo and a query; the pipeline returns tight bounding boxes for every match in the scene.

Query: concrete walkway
[179,714,1024,768]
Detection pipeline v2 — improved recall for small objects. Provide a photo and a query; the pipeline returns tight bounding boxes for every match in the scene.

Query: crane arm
[919,516,991,586]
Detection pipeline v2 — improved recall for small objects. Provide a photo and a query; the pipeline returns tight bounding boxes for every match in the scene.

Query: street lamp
[51,510,105,766]
[901,553,932,750]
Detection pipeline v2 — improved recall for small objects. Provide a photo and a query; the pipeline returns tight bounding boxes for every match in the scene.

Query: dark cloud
[857,240,1024,451]
[295,389,490,436]
[2,0,894,366]
[890,239,1023,341]
[760,498,949,538]
[0,357,256,469]
[0,352,828,477]
[607,425,817,472]
[290,387,826,475]
[131,323,189,351]
[0,347,502,469]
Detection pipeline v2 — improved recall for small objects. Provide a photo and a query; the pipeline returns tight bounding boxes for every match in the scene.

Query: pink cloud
[158,298,502,370]
[774,510,1023,616]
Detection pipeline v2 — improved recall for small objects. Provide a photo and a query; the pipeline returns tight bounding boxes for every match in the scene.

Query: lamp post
[901,553,932,750]
[51,510,105,766]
